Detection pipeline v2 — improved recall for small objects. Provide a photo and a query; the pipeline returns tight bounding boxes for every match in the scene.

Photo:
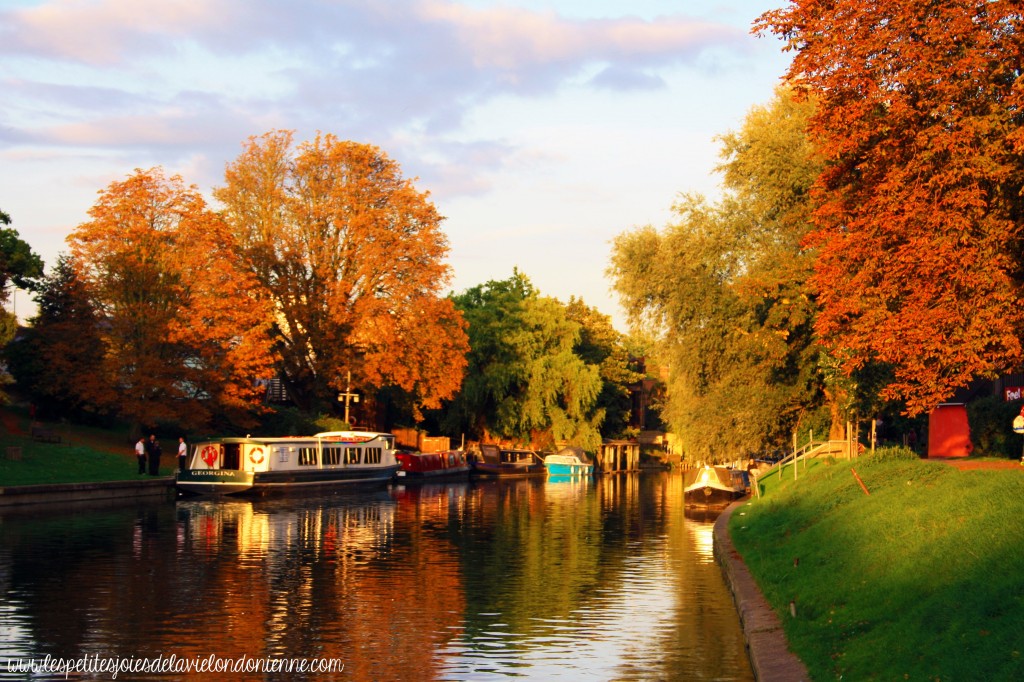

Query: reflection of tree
[455,478,607,643]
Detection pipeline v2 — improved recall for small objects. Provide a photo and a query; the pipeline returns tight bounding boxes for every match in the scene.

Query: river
[0,472,752,681]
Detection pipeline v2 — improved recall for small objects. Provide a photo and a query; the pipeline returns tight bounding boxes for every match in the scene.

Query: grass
[0,406,175,486]
[732,450,1024,680]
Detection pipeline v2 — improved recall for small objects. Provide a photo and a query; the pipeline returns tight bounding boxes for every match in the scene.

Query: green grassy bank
[0,408,174,485]
[731,451,1024,680]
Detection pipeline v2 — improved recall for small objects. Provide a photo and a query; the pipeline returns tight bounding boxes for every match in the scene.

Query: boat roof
[195,431,393,445]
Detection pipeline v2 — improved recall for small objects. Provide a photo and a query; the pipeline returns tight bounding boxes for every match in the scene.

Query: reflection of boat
[471,444,546,477]
[544,447,593,477]
[683,466,748,507]
[395,450,471,481]
[176,431,400,496]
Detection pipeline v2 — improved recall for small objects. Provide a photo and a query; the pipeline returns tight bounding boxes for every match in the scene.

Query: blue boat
[544,447,594,477]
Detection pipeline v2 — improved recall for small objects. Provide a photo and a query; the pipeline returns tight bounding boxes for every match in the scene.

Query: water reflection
[0,475,751,681]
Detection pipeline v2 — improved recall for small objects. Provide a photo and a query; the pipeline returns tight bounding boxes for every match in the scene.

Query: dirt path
[931,457,1023,471]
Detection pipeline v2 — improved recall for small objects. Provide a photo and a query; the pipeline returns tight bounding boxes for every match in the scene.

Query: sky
[1,0,792,330]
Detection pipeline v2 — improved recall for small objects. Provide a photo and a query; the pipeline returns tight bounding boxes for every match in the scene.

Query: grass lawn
[732,451,1024,680]
[0,407,175,486]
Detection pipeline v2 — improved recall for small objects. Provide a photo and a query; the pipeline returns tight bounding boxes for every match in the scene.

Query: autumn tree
[445,271,603,451]
[67,169,277,431]
[6,254,110,420]
[610,87,825,461]
[757,1,1024,415]
[214,131,469,419]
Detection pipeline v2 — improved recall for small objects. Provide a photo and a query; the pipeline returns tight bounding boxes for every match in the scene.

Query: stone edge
[0,478,176,507]
[713,499,811,682]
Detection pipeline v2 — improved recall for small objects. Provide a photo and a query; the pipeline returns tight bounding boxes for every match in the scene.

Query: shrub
[867,445,920,461]
[967,395,1021,458]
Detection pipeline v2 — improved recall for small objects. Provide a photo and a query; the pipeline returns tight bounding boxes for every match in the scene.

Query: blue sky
[1,0,791,329]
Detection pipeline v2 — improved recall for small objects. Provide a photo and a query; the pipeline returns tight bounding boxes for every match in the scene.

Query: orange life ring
[250,447,265,465]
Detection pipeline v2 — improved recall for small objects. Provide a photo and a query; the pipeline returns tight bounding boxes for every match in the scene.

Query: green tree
[610,87,825,462]
[564,297,644,439]
[0,209,44,404]
[214,130,469,418]
[0,209,44,295]
[445,271,603,451]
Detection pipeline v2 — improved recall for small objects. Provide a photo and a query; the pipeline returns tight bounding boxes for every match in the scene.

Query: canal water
[0,473,753,681]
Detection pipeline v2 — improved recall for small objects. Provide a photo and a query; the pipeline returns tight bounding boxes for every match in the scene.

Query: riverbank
[715,501,809,681]
[728,450,1024,680]
[0,477,176,508]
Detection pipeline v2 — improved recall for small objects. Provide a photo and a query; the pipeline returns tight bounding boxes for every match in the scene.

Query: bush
[867,445,919,461]
[967,396,1021,458]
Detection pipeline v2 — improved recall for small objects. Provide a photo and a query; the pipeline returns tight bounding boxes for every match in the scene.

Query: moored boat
[395,449,471,481]
[683,465,748,507]
[544,447,593,477]
[471,444,546,477]
[176,431,400,496]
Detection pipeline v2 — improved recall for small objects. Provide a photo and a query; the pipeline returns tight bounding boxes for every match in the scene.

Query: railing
[751,439,856,497]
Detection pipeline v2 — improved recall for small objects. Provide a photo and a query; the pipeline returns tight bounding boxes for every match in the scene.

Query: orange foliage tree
[67,168,278,431]
[758,1,1024,415]
[214,131,468,417]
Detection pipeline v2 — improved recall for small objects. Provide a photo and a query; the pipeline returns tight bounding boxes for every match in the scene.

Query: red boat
[395,449,471,481]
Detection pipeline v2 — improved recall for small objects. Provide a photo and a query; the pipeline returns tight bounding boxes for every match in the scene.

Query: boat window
[364,448,381,464]
[345,447,361,465]
[323,446,342,466]
[298,448,318,466]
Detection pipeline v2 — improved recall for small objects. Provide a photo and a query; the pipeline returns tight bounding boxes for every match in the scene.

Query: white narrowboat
[176,431,400,496]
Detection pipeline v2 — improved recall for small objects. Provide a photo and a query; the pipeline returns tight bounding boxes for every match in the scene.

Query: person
[135,437,146,475]
[146,435,162,476]
[177,437,188,472]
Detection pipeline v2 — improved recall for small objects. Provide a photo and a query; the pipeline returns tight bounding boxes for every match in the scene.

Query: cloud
[0,0,758,198]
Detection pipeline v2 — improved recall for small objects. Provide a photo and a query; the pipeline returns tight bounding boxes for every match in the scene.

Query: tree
[445,271,603,451]
[563,297,645,438]
[757,1,1024,415]
[214,131,469,418]
[6,255,110,420]
[610,87,825,461]
[67,168,277,431]
[0,209,44,404]
[0,209,44,295]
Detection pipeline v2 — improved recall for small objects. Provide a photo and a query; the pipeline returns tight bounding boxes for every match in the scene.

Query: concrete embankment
[713,500,809,682]
[0,477,176,508]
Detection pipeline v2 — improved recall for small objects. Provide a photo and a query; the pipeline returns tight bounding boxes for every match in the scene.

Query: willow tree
[757,1,1024,415]
[67,169,277,431]
[445,271,603,451]
[214,131,469,417]
[610,87,823,462]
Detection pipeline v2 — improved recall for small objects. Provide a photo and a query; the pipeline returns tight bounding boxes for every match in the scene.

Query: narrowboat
[395,449,471,480]
[471,444,546,477]
[544,447,594,477]
[683,465,748,507]
[175,431,400,496]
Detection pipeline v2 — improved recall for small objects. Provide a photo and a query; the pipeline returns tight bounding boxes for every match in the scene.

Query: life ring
[250,447,265,465]
[200,445,218,468]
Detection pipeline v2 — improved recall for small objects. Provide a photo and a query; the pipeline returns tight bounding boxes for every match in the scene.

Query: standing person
[135,437,147,475]
[177,437,188,472]
[146,435,162,476]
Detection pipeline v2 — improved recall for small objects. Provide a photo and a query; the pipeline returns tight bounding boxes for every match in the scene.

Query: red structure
[927,403,973,458]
